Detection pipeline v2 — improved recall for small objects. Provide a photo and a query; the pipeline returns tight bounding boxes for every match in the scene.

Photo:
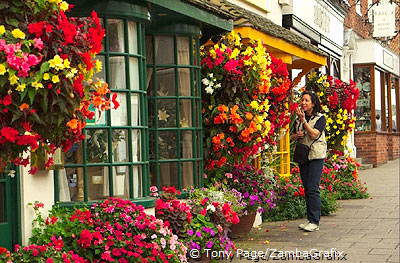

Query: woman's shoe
[303,223,319,232]
[298,220,310,230]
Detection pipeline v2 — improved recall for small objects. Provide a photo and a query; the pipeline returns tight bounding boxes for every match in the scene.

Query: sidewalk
[222,159,400,263]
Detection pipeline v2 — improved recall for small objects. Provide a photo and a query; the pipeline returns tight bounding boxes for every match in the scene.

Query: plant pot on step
[188,253,211,263]
[229,210,257,239]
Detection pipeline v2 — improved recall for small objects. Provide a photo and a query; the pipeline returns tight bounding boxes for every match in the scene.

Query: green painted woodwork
[0,167,20,250]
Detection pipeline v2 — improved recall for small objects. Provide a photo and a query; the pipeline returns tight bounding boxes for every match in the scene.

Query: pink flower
[225,173,233,178]
[33,38,44,50]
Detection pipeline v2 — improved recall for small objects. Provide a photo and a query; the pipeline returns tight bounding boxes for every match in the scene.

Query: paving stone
[220,160,400,263]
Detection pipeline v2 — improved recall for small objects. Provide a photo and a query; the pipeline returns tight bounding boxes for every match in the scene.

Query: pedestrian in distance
[291,91,327,232]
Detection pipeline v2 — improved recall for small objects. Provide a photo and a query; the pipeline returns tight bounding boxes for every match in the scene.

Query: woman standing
[292,91,327,232]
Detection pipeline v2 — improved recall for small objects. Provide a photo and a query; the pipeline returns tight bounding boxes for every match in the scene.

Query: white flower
[215,83,221,88]
[208,73,214,78]
[202,78,210,86]
[206,204,216,212]
[205,86,214,94]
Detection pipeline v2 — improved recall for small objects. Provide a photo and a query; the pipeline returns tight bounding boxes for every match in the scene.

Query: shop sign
[372,2,396,38]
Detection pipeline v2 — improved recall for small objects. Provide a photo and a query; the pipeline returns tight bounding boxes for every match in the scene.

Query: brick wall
[355,132,400,167]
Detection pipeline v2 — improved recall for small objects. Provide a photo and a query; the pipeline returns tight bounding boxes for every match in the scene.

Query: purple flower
[206,241,214,248]
[190,241,200,250]
[249,195,258,201]
[195,231,202,237]
[187,229,194,236]
[243,192,249,198]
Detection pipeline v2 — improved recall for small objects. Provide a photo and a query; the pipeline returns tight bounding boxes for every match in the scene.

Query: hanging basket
[229,210,257,239]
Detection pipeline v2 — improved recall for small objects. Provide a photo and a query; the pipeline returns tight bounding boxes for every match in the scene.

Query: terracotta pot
[189,253,211,263]
[229,211,257,239]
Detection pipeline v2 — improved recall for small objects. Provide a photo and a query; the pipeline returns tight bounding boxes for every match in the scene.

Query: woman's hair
[302,91,321,115]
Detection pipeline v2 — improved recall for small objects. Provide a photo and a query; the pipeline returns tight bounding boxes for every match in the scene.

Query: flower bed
[24,198,187,262]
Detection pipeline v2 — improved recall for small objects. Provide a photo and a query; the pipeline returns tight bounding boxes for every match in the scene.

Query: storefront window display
[354,66,372,131]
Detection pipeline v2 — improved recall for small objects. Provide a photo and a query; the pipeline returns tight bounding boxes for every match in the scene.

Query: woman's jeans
[299,159,324,225]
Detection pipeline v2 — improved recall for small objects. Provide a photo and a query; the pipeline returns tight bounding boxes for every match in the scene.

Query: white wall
[228,0,284,25]
[286,0,345,48]
[20,163,54,245]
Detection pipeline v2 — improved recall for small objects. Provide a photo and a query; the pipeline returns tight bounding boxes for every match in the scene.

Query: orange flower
[245,112,253,120]
[258,83,270,94]
[212,133,225,144]
[19,103,30,111]
[248,121,257,133]
[66,119,79,129]
[230,113,243,124]
[92,96,103,107]
[214,113,227,124]
[96,83,109,96]
[217,105,228,112]
[230,105,239,114]
[241,128,250,138]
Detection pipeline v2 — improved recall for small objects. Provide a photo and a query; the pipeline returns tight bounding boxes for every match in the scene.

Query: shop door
[0,169,18,250]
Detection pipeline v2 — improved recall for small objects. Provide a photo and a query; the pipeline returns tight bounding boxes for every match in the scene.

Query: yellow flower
[9,74,19,85]
[59,1,69,11]
[49,55,64,70]
[349,122,355,129]
[336,130,340,135]
[95,60,102,73]
[32,81,44,89]
[11,28,25,39]
[333,125,337,129]
[257,124,262,131]
[0,64,6,75]
[230,48,240,59]
[48,0,62,3]
[52,75,60,83]
[323,82,330,88]
[16,83,26,92]
[63,58,71,68]
[43,73,50,80]
[339,108,343,113]
[250,101,259,109]
[0,25,5,35]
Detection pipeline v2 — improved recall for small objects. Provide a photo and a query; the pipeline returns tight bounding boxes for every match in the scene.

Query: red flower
[2,95,12,106]
[112,93,120,109]
[0,127,19,142]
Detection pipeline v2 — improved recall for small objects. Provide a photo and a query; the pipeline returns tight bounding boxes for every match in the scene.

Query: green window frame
[55,17,150,204]
[146,29,204,190]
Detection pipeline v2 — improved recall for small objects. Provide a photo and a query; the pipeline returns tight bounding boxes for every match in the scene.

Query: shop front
[353,39,400,166]
[4,0,233,247]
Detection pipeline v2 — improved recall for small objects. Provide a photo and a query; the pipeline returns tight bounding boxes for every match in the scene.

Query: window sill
[55,197,156,209]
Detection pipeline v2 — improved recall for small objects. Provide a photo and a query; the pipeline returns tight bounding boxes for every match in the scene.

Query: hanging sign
[372,2,396,38]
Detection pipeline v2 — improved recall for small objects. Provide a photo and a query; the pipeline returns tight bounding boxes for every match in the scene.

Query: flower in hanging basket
[0,0,119,172]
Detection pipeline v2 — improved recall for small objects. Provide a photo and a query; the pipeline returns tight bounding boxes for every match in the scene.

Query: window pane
[159,162,178,187]
[112,129,128,162]
[111,93,128,126]
[132,129,141,162]
[129,58,139,90]
[375,70,382,131]
[131,94,140,126]
[64,143,83,164]
[150,163,158,186]
[149,131,156,160]
[146,36,154,64]
[180,99,192,127]
[177,36,190,65]
[391,78,397,132]
[132,166,142,198]
[88,166,110,201]
[155,36,174,64]
[94,55,106,81]
[194,69,200,97]
[109,56,126,89]
[159,131,177,159]
[196,131,202,158]
[181,131,193,158]
[178,68,190,96]
[87,129,109,163]
[65,167,84,202]
[127,21,138,54]
[157,68,176,96]
[158,99,176,128]
[113,166,129,198]
[354,67,371,131]
[182,162,194,188]
[148,99,155,128]
[107,19,125,52]
[0,183,5,222]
